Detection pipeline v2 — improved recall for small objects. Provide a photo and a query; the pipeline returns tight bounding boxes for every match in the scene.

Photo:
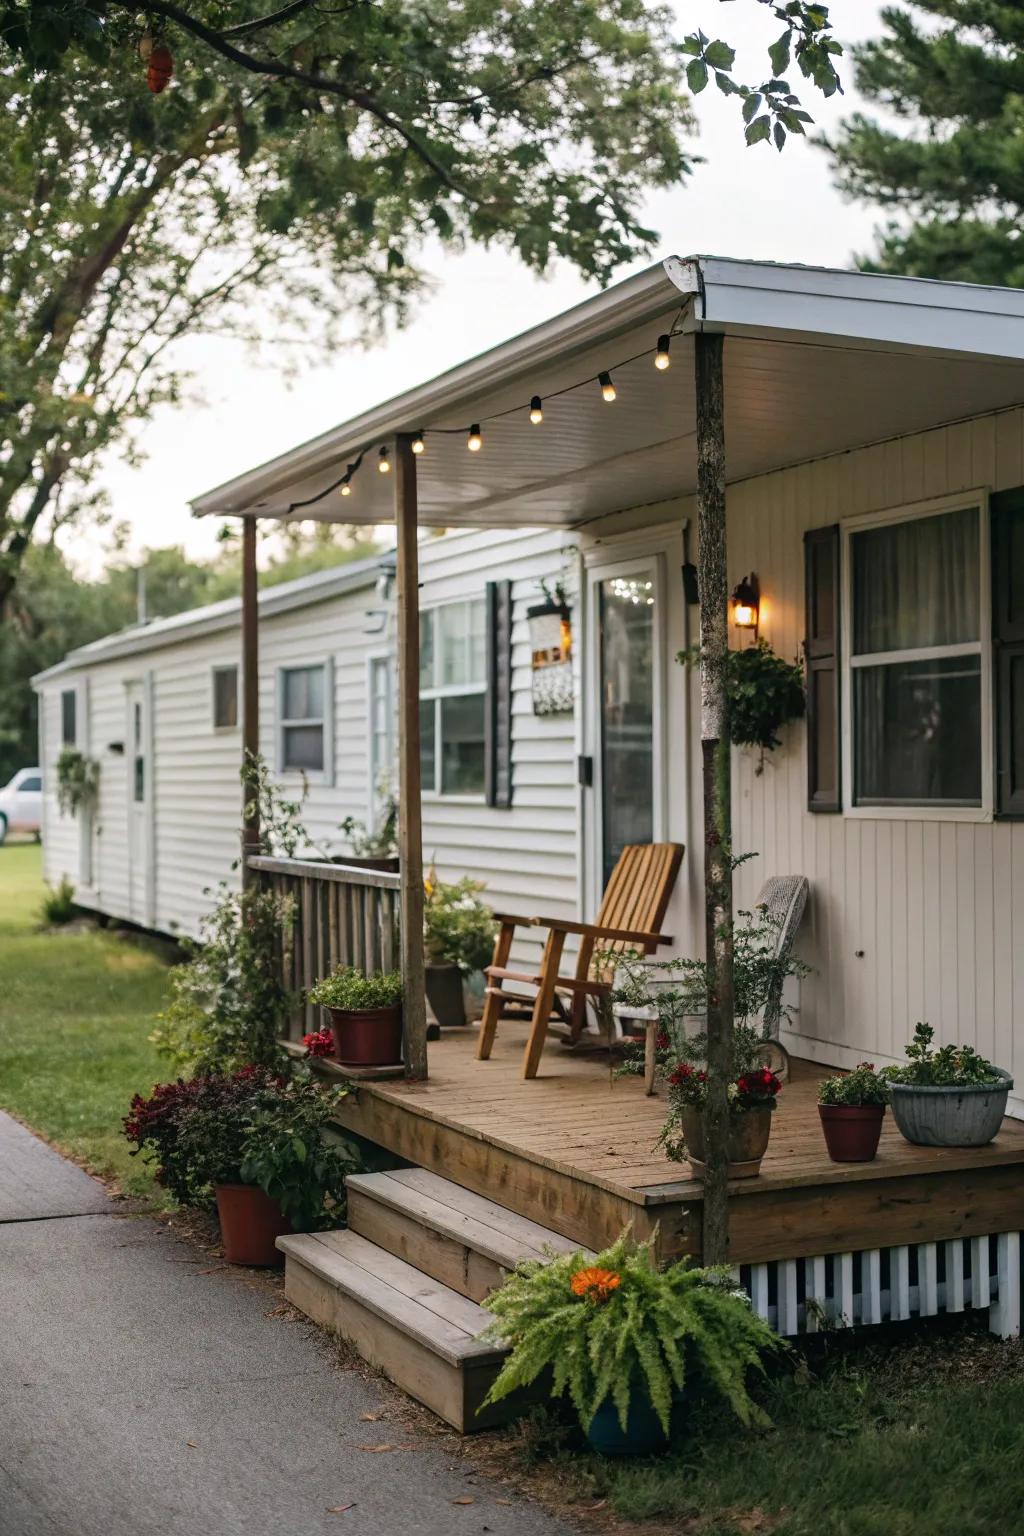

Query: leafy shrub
[483,1231,782,1435]
[38,875,78,925]
[882,1023,1003,1087]
[309,965,403,1011]
[123,1067,359,1227]
[55,747,99,816]
[423,870,497,972]
[151,882,296,1075]
[819,1062,890,1106]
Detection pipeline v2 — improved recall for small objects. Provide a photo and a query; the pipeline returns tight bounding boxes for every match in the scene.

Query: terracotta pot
[425,963,466,1028]
[679,1106,773,1179]
[215,1183,290,1266]
[328,1003,403,1067]
[818,1103,885,1162]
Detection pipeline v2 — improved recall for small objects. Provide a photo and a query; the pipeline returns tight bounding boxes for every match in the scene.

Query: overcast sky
[73,0,889,571]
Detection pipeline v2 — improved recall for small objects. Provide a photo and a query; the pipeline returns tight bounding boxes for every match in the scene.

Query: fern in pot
[482,1230,781,1455]
[308,967,404,1068]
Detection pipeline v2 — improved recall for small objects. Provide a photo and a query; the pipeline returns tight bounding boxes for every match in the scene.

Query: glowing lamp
[731,573,760,635]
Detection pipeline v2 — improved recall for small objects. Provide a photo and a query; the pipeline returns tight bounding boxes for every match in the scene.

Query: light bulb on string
[377,446,391,474]
[467,424,482,452]
[654,334,671,371]
[411,431,425,455]
[340,482,352,498]
[339,462,355,497]
[599,371,616,403]
[529,396,543,425]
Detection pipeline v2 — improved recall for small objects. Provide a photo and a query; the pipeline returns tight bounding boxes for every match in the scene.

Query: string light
[411,431,425,455]
[599,371,616,403]
[467,424,482,452]
[654,334,671,371]
[340,482,351,497]
[529,396,543,425]
[377,446,391,473]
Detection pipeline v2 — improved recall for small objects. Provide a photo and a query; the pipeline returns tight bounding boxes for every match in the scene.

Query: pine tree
[828,3,1024,284]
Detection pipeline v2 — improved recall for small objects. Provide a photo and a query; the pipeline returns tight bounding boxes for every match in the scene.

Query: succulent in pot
[123,1067,359,1265]
[308,966,404,1067]
[817,1063,890,1162]
[422,870,497,1028]
[482,1230,782,1455]
[881,1023,1012,1148]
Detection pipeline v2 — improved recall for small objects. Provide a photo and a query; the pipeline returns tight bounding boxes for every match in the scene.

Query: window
[61,689,77,746]
[368,655,395,794]
[132,700,145,804]
[277,663,331,776]
[19,776,41,793]
[212,665,238,730]
[419,600,487,795]
[846,500,988,812]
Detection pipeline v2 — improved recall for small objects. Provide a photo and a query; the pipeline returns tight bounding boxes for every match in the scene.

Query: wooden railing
[248,855,401,1041]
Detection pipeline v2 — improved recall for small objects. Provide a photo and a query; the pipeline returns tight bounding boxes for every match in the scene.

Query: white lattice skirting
[733,1233,1022,1338]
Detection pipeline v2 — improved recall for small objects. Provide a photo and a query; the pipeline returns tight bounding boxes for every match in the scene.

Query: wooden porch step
[278,1228,522,1432]
[345,1167,586,1304]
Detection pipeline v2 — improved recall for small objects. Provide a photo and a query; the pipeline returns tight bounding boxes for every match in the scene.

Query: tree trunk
[694,331,734,1266]
[240,515,261,886]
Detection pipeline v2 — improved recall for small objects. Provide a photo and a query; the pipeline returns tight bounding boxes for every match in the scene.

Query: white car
[0,767,42,844]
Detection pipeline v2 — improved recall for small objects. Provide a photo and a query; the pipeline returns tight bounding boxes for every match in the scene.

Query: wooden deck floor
[332,1025,1024,1265]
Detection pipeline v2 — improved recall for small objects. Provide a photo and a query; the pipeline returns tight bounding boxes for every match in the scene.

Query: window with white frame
[846,500,987,810]
[419,599,487,795]
[212,665,238,730]
[368,654,395,794]
[60,688,77,745]
[278,663,328,774]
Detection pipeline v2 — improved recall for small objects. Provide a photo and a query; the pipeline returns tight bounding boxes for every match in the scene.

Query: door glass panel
[599,573,655,886]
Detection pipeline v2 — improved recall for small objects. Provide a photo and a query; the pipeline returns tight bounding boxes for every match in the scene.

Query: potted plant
[482,1230,781,1455]
[882,1023,1012,1148]
[308,966,404,1067]
[123,1067,359,1265]
[661,1041,783,1178]
[817,1062,890,1162]
[337,786,400,873]
[422,871,497,1028]
[55,746,100,816]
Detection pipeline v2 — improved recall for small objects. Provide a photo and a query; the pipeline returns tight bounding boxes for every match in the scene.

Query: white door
[583,554,667,912]
[126,681,150,924]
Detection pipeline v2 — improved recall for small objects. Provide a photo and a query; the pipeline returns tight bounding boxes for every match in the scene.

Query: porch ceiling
[192,256,1024,529]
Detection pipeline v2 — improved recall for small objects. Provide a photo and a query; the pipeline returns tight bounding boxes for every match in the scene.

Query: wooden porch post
[395,434,428,1080]
[694,332,734,1265]
[241,514,260,887]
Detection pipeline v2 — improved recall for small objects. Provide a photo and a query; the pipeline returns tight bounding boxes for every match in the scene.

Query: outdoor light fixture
[529,396,544,425]
[339,482,352,497]
[731,572,760,635]
[467,424,483,452]
[654,334,671,371]
[599,371,616,403]
[411,431,425,455]
[377,446,391,473]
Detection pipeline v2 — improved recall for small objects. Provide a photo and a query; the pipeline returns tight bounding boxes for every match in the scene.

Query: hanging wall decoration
[528,580,574,716]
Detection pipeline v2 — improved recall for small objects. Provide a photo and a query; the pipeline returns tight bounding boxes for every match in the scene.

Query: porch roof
[191,256,1024,529]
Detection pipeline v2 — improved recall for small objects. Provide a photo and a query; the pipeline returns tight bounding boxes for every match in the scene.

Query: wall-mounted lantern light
[731,572,760,636]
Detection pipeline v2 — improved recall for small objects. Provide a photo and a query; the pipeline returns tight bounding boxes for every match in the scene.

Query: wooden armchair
[477,843,684,1079]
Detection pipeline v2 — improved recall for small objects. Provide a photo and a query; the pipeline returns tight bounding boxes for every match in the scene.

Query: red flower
[655,1030,670,1052]
[303,1028,335,1059]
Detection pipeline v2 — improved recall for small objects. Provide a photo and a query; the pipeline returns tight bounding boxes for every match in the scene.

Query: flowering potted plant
[817,1063,890,1162]
[661,1042,783,1178]
[123,1067,359,1265]
[881,1023,1012,1147]
[482,1230,781,1455]
[308,966,404,1067]
[422,870,497,1028]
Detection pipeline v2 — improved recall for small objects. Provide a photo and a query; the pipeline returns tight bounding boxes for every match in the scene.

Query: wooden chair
[477,843,684,1079]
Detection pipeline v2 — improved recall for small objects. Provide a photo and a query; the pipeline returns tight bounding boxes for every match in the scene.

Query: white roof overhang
[191,256,1024,531]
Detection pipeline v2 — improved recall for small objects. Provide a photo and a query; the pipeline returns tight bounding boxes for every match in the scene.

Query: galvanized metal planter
[890,1070,1013,1148]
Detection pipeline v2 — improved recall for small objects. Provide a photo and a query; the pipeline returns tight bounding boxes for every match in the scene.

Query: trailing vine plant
[679,639,805,774]
[55,746,100,816]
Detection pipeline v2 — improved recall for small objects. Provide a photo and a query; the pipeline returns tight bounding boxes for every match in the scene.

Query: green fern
[481,1231,782,1436]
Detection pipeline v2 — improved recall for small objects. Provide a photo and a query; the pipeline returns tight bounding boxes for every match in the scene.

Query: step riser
[284,1255,508,1432]
[347,1188,508,1305]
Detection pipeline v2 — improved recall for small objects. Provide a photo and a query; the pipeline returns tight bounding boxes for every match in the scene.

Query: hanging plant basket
[677,639,805,773]
[56,747,100,817]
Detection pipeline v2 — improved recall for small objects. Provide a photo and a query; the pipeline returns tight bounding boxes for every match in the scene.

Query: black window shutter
[804,524,841,812]
[992,487,1024,817]
[485,580,513,808]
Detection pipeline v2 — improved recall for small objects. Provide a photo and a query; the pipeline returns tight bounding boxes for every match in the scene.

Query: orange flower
[570,1266,622,1303]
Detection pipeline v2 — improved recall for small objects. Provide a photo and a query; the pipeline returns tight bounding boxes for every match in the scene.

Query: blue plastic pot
[586,1392,676,1457]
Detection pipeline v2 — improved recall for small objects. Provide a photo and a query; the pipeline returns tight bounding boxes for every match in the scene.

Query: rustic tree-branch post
[240,514,260,888]
[395,434,428,1081]
[694,331,735,1265]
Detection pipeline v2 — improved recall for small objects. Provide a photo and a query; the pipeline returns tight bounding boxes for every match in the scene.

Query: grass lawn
[0,842,174,1203]
[505,1330,1024,1536]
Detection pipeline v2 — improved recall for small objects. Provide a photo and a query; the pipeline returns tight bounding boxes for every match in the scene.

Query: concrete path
[0,1112,568,1536]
